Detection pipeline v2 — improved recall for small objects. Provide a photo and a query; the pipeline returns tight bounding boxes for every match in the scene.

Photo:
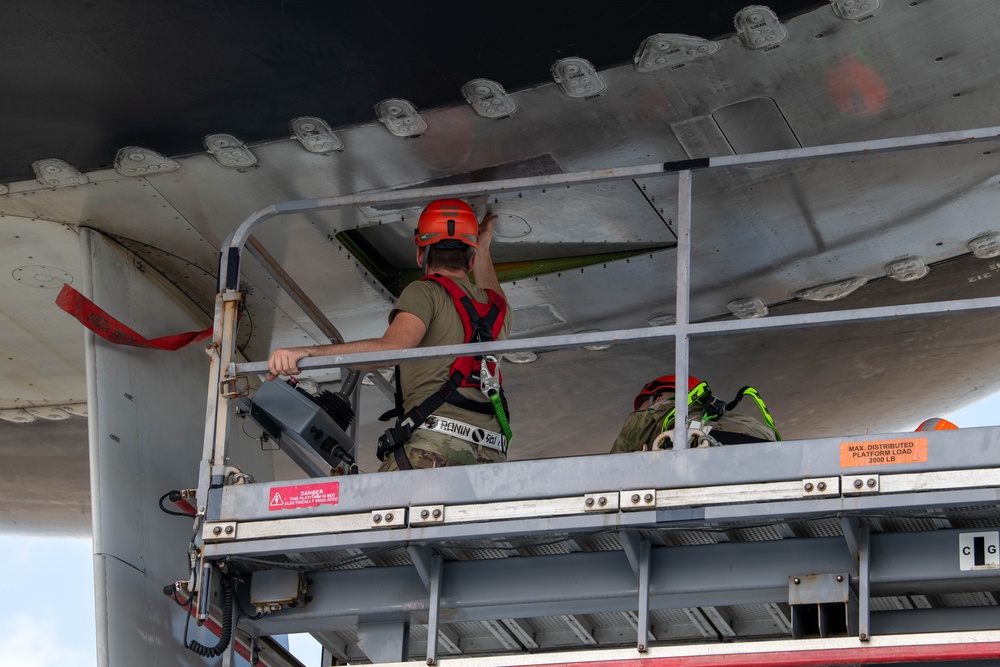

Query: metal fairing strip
[373,630,1000,667]
[204,467,1000,548]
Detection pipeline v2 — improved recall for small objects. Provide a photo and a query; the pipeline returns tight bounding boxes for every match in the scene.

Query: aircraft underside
[3,1,1000,665]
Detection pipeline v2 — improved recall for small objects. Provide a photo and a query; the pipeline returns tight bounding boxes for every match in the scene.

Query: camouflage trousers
[377,428,506,472]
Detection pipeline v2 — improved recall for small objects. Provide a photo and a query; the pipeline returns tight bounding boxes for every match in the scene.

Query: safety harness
[659,381,782,444]
[377,274,511,470]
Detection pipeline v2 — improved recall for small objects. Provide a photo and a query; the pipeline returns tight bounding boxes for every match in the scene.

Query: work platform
[204,427,1000,665]
[186,126,1000,665]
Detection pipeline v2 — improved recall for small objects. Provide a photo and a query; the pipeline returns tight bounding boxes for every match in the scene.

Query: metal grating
[514,534,584,556]
[232,545,411,571]
[437,541,517,561]
[579,531,623,552]
[520,615,601,649]
[727,603,793,637]
[650,608,715,641]
[877,516,945,532]
[792,517,844,538]
[938,592,997,608]
[946,505,1000,528]
[646,527,718,547]
[371,547,413,567]
[871,596,918,611]
[532,615,574,633]
[726,603,786,624]
[725,524,788,542]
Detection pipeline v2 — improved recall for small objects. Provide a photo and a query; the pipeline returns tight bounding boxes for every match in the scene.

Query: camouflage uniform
[377,430,505,472]
[383,275,512,470]
[610,398,777,454]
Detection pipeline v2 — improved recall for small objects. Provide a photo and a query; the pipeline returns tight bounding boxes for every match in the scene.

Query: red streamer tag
[56,284,212,351]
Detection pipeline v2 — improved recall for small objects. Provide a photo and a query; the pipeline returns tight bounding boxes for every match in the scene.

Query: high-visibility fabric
[56,283,212,351]
[659,382,713,433]
[732,386,783,440]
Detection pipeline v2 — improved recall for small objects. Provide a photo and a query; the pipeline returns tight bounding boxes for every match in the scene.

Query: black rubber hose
[187,580,234,658]
[158,490,196,517]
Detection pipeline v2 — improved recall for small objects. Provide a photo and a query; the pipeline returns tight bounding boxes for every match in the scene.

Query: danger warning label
[268,481,340,511]
[840,437,928,468]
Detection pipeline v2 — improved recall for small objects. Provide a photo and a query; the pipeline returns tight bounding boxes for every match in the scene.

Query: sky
[2,395,998,667]
[0,532,321,667]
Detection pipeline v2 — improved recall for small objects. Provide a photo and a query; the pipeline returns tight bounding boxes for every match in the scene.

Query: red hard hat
[915,417,958,431]
[634,374,702,411]
[414,199,479,248]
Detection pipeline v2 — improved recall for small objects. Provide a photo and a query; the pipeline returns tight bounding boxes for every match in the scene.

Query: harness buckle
[377,424,411,461]
[703,396,728,421]
[480,355,501,397]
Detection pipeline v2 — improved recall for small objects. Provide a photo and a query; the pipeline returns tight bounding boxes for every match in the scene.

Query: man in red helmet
[610,375,779,452]
[267,198,512,471]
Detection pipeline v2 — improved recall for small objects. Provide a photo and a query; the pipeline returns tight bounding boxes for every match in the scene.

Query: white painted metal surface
[0,215,84,408]
[83,230,274,666]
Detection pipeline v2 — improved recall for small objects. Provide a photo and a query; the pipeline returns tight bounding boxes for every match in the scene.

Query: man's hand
[267,347,311,380]
[478,212,498,254]
[472,211,504,297]
[264,313,425,378]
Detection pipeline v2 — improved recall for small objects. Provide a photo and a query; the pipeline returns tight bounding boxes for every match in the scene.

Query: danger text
[268,481,340,511]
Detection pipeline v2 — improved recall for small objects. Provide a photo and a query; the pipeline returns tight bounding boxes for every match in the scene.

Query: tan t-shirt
[390,275,513,430]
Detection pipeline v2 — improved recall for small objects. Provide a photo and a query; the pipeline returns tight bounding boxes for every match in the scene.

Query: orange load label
[840,437,928,468]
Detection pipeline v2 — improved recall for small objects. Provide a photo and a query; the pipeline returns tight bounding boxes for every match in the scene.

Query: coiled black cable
[186,579,235,658]
[158,490,196,517]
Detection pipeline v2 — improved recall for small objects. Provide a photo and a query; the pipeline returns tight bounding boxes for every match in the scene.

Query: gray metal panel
[0,215,85,409]
[83,230,274,666]
[358,180,673,266]
[712,97,801,154]
[938,592,998,608]
[219,428,1000,520]
[872,607,1000,635]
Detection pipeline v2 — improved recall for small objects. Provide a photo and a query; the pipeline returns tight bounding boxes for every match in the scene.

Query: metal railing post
[674,170,692,447]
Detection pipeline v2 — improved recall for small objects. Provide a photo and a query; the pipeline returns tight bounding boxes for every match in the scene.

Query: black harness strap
[377,366,494,421]
[457,295,501,342]
[382,364,412,469]
[725,386,751,413]
[383,364,404,421]
[451,293,502,387]
[446,392,496,414]
[392,446,413,471]
[376,370,468,463]
[709,430,773,445]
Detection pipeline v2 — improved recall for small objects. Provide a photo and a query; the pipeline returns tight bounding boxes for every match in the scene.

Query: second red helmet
[633,374,702,411]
